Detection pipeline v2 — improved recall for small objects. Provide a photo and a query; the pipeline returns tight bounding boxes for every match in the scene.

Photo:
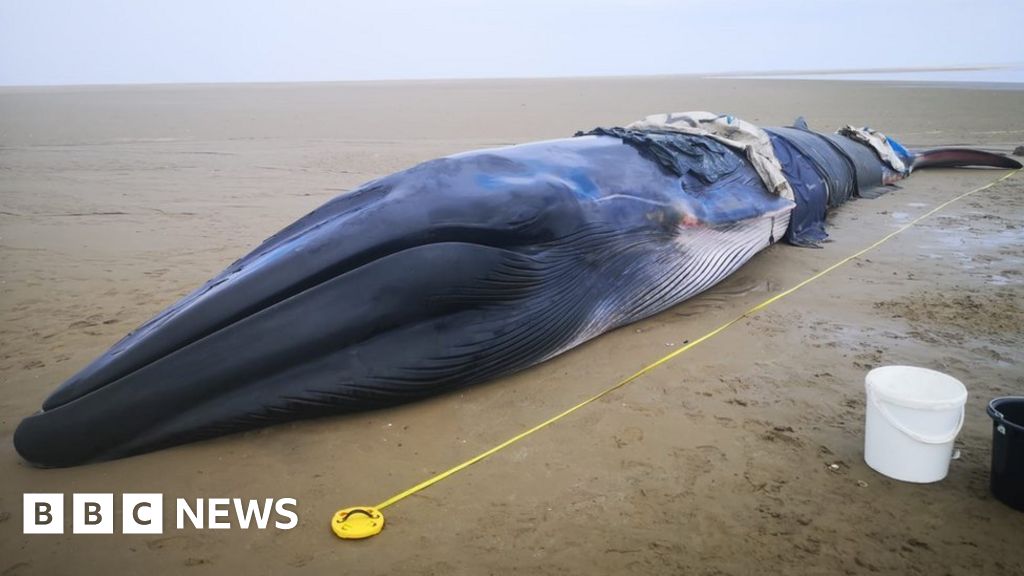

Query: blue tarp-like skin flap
[768,133,830,246]
[581,127,742,184]
[577,128,794,227]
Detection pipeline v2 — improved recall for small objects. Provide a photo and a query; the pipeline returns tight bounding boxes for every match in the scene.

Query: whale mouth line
[40,232,532,413]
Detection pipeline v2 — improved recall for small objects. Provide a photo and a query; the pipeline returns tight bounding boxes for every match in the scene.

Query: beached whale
[14,114,1020,467]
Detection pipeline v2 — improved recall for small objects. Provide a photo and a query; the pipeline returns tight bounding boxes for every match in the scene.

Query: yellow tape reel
[332,507,385,539]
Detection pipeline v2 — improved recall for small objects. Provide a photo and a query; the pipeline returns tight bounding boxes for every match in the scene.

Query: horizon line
[1,62,1022,90]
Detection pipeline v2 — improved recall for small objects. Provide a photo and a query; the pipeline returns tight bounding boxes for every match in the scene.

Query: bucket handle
[868,389,965,445]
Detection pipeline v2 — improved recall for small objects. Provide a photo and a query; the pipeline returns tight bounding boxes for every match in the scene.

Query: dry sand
[1,76,1022,575]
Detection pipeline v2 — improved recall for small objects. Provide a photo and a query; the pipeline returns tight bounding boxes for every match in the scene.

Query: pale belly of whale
[562,207,793,355]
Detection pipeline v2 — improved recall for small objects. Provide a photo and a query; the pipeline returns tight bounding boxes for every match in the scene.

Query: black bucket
[987,397,1024,511]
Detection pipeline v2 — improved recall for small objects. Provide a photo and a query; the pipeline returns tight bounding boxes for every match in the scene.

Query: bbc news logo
[24,493,298,534]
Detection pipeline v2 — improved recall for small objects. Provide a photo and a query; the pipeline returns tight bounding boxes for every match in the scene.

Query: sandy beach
[1,76,1022,575]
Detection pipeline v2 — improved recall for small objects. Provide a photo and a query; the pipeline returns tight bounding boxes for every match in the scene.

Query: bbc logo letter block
[24,493,162,535]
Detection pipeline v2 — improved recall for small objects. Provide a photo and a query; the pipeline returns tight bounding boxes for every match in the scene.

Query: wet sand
[1,76,1023,575]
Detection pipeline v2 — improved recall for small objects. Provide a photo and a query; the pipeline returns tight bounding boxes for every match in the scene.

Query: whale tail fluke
[911,148,1022,170]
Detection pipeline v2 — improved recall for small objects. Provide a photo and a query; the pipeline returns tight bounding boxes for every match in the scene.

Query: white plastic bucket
[864,366,967,483]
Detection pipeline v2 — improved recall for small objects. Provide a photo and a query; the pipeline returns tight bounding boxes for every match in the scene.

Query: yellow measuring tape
[332,169,1019,539]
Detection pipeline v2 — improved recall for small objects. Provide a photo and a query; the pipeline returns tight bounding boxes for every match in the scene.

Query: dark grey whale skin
[13,128,1019,467]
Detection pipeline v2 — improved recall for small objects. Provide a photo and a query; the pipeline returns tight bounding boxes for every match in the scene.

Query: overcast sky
[1,0,1020,86]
